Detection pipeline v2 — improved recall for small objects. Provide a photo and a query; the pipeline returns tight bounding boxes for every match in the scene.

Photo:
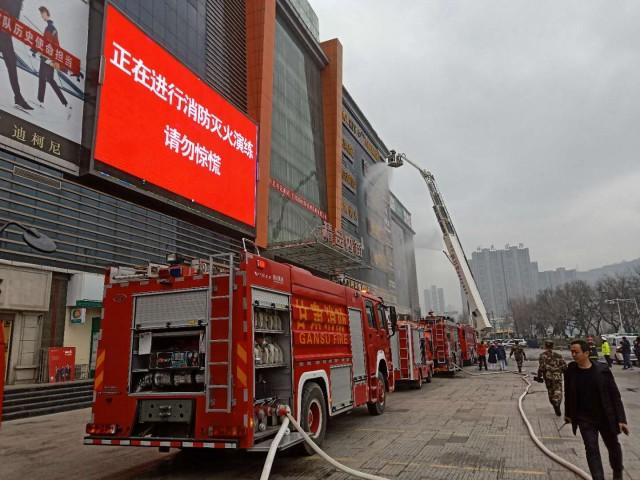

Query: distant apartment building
[468,244,537,319]
[538,267,578,291]
[424,285,446,314]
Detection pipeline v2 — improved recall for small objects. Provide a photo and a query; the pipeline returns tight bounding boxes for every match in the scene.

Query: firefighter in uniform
[509,344,527,373]
[536,340,567,416]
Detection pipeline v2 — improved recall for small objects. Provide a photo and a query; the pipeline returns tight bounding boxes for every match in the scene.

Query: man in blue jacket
[565,339,629,480]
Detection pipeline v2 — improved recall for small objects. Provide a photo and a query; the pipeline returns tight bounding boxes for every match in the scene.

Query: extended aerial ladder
[386,151,491,330]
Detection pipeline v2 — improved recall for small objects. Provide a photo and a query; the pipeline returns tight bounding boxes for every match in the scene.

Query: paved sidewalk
[1,352,638,479]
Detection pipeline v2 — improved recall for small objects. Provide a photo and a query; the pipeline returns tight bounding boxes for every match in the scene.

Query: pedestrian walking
[536,340,567,416]
[634,337,640,367]
[620,336,632,369]
[587,337,599,362]
[509,344,527,373]
[600,336,612,367]
[477,341,488,371]
[496,343,507,371]
[565,339,629,480]
[488,343,498,370]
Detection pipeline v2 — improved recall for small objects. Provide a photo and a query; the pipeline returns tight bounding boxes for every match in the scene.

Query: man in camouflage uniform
[510,344,527,373]
[536,340,567,416]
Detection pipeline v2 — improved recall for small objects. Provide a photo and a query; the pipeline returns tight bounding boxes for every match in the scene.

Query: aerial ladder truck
[385,151,492,332]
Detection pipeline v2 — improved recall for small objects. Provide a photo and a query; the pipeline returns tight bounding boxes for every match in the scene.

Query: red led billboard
[94,5,257,227]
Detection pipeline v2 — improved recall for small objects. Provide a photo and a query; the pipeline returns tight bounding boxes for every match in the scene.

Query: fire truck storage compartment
[330,365,353,412]
[390,327,400,369]
[130,328,205,393]
[348,308,367,382]
[130,289,208,394]
[413,328,424,364]
[252,288,292,435]
[131,398,195,438]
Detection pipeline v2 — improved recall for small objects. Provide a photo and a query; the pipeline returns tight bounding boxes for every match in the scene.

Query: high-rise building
[468,244,538,320]
[424,285,446,314]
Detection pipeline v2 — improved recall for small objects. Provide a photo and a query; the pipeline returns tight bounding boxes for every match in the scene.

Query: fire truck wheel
[367,371,386,416]
[299,382,327,455]
[411,372,423,390]
[425,367,432,383]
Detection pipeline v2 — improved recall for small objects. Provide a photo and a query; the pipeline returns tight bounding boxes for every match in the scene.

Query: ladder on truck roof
[206,253,235,413]
[399,325,410,378]
[434,321,447,366]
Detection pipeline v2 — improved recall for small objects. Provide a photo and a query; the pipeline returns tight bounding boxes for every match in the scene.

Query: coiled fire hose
[260,405,391,480]
[261,367,592,480]
[458,366,592,479]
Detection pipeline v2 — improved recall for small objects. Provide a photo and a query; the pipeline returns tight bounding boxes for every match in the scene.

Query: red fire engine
[390,319,433,388]
[422,315,461,375]
[458,324,478,366]
[85,252,396,453]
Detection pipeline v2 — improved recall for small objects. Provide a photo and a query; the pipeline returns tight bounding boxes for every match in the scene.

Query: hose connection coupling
[276,404,291,417]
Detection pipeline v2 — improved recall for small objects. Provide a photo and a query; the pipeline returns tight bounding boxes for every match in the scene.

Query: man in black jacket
[565,339,629,480]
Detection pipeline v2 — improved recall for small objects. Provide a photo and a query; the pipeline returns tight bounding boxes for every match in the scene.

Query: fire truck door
[348,308,367,381]
[364,301,379,373]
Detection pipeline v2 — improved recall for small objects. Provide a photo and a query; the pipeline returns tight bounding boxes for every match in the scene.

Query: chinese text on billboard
[94,5,258,227]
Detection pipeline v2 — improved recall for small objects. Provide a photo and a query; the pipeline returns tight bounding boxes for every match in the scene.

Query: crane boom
[388,152,491,330]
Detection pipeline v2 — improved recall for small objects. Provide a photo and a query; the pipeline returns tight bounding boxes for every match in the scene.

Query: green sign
[75,300,102,308]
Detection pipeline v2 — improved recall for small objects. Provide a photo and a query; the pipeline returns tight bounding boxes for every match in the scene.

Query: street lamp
[0,221,57,253]
[604,298,640,334]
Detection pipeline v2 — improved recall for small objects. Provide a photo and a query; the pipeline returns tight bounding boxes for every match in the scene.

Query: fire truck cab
[85,252,395,453]
[390,319,433,388]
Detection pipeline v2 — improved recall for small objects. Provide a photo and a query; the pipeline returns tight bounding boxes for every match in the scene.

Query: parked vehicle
[85,252,396,453]
[458,324,478,366]
[604,334,638,366]
[421,315,461,374]
[390,319,434,388]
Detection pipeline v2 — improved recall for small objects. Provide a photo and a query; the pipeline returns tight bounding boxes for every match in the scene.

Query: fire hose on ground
[457,365,592,480]
[260,368,592,480]
[260,405,391,480]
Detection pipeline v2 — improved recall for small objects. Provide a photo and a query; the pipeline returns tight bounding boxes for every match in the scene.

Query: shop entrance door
[12,313,43,384]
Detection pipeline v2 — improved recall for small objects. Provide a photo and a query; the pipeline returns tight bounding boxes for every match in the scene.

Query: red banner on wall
[270,178,327,221]
[0,9,81,75]
[94,5,258,227]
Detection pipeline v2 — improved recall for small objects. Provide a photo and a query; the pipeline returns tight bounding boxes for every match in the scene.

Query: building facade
[0,0,418,385]
[389,193,420,318]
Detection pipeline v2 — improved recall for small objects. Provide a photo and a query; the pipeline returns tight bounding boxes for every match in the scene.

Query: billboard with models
[0,0,88,171]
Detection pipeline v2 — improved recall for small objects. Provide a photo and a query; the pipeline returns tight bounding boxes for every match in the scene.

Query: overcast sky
[308,0,640,311]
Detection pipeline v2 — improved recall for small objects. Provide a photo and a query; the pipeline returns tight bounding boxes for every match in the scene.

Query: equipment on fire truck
[384,152,491,330]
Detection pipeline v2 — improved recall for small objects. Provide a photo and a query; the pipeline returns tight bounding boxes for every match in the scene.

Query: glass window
[268,16,327,244]
[365,301,376,329]
[377,304,388,331]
